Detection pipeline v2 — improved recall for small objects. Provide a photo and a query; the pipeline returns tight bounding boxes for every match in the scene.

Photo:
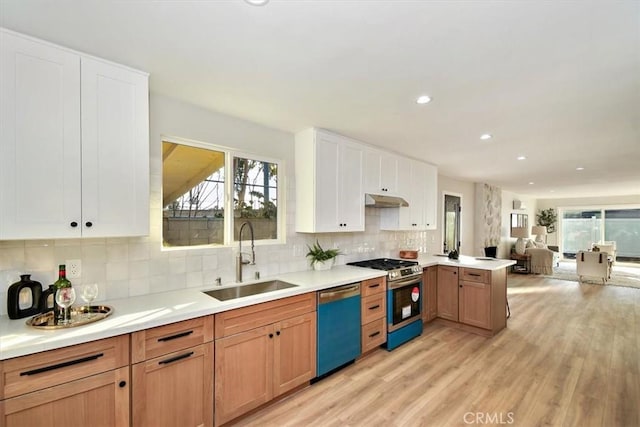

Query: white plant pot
[313,260,333,271]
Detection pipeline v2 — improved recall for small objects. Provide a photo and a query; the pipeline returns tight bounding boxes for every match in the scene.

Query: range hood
[365,193,409,208]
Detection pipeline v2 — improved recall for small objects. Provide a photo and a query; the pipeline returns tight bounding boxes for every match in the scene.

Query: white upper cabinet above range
[0,29,149,240]
[364,149,402,196]
[295,129,364,233]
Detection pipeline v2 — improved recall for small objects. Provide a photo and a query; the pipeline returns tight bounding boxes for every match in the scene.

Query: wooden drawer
[361,293,386,325]
[361,276,386,297]
[215,293,316,339]
[1,335,129,399]
[460,268,490,283]
[361,317,386,353]
[131,315,214,363]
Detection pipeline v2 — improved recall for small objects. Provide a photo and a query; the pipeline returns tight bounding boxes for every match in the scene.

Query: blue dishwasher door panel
[316,295,361,377]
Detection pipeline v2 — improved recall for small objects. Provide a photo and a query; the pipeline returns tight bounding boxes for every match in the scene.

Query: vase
[313,260,333,271]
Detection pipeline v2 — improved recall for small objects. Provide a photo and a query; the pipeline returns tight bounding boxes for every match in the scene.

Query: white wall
[0,94,452,314]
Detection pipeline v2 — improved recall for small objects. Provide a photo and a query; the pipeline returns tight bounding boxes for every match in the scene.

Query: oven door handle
[389,276,422,289]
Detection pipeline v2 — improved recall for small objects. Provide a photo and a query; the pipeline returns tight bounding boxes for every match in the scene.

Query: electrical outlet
[66,259,82,279]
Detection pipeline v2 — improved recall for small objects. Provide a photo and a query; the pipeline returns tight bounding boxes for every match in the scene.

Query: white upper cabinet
[363,148,401,196]
[380,159,438,231]
[295,129,364,233]
[0,29,149,240]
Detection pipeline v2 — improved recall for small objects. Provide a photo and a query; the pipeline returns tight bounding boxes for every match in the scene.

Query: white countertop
[0,256,514,360]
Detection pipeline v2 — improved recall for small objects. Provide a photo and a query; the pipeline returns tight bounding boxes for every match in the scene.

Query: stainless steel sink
[203,280,298,301]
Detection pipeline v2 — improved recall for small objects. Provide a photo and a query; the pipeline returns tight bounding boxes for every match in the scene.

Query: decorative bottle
[53,265,72,323]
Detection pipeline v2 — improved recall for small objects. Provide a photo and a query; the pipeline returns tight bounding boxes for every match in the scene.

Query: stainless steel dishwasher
[316,283,361,377]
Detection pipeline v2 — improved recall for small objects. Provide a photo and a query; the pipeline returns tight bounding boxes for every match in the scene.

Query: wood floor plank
[233,273,640,427]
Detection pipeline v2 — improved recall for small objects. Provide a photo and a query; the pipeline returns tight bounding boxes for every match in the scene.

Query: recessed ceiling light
[244,0,269,5]
[528,182,534,185]
[550,190,555,193]
[517,156,526,160]
[416,95,432,104]
[480,134,492,140]
[576,167,585,171]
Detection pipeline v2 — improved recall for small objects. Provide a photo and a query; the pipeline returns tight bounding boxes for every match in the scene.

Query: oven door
[387,276,422,332]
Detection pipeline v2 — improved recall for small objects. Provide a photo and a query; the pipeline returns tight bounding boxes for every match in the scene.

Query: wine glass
[55,287,76,325]
[80,283,99,318]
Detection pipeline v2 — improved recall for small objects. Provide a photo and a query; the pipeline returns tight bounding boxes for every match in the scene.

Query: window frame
[161,136,286,250]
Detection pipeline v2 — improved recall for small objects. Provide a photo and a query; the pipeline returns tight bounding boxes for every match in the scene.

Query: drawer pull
[20,353,104,376]
[157,330,193,342]
[468,273,481,277]
[159,351,194,365]
[368,331,381,338]
[368,304,381,310]
[368,284,380,288]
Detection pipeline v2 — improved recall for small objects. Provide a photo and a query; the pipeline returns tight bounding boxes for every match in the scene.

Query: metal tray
[26,305,114,329]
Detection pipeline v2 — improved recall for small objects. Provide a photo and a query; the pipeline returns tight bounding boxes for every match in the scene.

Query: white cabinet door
[338,142,364,232]
[81,58,149,237]
[295,129,364,233]
[363,147,399,195]
[0,31,82,239]
[313,133,340,232]
[409,160,427,228]
[423,162,438,229]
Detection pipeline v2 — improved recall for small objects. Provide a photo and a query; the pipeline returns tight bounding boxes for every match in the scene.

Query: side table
[510,253,531,274]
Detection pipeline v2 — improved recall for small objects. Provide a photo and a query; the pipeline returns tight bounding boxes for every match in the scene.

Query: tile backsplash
[0,208,439,315]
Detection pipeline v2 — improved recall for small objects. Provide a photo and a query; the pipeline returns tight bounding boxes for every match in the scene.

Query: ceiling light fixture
[480,134,492,140]
[416,95,432,104]
[528,182,534,185]
[244,0,269,5]
[517,156,526,160]
[576,167,585,171]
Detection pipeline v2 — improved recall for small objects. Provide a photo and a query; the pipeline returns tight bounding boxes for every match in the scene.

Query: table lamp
[512,227,529,255]
[531,225,547,243]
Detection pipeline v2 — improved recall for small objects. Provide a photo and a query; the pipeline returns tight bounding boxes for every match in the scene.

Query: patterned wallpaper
[477,183,502,249]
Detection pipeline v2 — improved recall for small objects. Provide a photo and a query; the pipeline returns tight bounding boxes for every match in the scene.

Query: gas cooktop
[347,258,422,281]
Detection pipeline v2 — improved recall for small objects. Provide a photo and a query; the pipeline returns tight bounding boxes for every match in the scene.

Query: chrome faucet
[236,221,255,282]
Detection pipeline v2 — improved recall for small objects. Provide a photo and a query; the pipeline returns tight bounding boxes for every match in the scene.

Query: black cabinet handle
[20,353,104,376]
[369,305,380,310]
[159,351,194,365]
[468,273,481,277]
[368,331,381,338]
[119,380,127,388]
[269,333,274,338]
[453,271,457,274]
[460,285,463,288]
[158,330,193,342]
[85,221,93,227]
[70,221,78,228]
[368,284,380,289]
[276,331,281,336]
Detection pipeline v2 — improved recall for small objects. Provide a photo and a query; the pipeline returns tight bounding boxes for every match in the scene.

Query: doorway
[443,194,461,254]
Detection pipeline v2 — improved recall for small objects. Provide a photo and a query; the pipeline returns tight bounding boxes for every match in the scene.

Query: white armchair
[592,241,616,264]
[576,250,611,285]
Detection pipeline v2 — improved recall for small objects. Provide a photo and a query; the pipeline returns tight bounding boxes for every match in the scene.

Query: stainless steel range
[347,258,423,350]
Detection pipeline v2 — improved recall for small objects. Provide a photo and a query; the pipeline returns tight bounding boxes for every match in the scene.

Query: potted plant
[536,208,558,233]
[306,240,341,271]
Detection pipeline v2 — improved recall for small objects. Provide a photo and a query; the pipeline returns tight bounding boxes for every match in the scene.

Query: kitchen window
[162,139,282,248]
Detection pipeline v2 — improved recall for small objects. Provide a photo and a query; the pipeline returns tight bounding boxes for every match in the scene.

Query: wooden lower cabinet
[436,265,459,321]
[1,366,129,427]
[132,343,214,427]
[0,336,129,427]
[422,266,437,322]
[459,280,491,329]
[215,311,316,426]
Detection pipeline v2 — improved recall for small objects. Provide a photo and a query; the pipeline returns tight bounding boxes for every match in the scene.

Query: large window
[560,207,640,262]
[162,139,282,248]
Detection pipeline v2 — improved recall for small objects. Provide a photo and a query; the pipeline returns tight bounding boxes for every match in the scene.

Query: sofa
[523,241,560,275]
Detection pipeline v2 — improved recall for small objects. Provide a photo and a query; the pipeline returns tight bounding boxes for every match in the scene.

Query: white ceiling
[2,0,639,199]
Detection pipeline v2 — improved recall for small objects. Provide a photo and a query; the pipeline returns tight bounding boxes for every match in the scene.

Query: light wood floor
[233,274,640,427]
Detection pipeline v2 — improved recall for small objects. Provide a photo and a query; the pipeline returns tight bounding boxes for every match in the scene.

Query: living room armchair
[592,241,616,264]
[576,250,611,284]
